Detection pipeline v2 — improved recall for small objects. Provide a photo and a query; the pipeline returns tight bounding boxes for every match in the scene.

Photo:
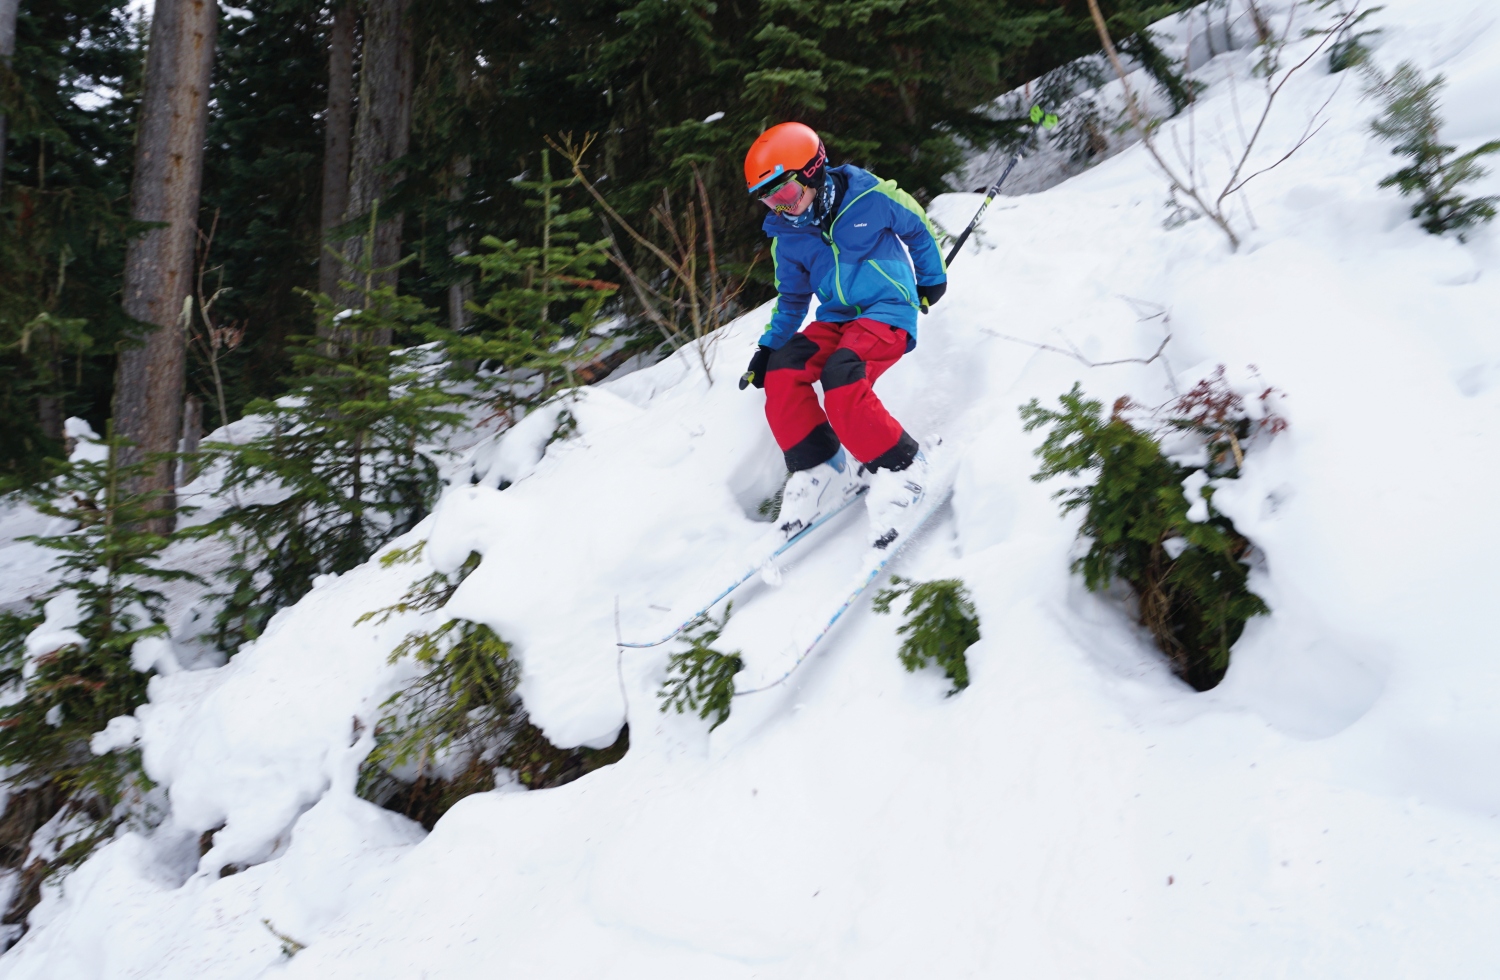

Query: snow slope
[5,0,1500,975]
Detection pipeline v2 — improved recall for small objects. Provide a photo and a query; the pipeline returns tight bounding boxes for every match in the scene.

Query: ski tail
[735,457,957,695]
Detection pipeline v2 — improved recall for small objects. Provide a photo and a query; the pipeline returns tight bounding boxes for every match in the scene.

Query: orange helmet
[744,122,827,197]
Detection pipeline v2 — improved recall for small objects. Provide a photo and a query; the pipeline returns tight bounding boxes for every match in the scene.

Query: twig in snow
[982,298,1175,383]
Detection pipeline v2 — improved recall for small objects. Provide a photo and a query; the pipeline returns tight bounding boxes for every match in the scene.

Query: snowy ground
[4,0,1500,975]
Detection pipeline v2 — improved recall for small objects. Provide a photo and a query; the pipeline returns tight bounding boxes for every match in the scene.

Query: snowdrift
[4,0,1500,975]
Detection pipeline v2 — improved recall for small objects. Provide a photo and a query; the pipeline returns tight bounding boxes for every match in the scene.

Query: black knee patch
[784,422,841,472]
[768,333,821,373]
[867,431,918,472]
[820,348,867,390]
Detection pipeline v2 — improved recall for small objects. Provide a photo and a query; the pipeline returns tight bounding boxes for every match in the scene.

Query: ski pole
[943,105,1057,268]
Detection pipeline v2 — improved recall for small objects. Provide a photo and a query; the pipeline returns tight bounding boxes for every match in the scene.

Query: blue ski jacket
[759,164,947,353]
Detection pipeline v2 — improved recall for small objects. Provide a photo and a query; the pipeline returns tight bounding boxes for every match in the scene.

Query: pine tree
[354,547,519,815]
[114,0,219,532]
[203,220,466,651]
[0,424,201,906]
[196,0,329,423]
[443,149,619,420]
[0,0,142,483]
[1368,61,1500,239]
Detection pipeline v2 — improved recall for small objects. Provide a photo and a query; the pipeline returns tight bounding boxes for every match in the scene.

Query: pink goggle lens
[758,178,804,212]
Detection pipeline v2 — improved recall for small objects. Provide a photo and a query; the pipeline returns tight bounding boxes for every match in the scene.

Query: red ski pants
[764,318,916,472]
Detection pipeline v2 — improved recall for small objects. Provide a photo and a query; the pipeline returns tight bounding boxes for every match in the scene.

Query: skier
[738,122,948,545]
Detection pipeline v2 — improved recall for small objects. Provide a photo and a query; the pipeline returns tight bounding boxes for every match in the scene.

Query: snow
[5,0,1500,975]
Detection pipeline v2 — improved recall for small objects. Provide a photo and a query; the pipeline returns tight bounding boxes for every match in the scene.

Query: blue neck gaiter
[782,173,835,228]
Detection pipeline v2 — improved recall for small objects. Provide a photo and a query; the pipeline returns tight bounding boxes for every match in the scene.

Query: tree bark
[115,0,217,531]
[339,0,412,343]
[0,0,18,208]
[447,155,472,333]
[37,396,63,445]
[177,394,202,486]
[316,0,356,304]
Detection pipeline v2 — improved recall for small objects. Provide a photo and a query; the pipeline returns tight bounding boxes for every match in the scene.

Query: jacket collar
[763,164,876,237]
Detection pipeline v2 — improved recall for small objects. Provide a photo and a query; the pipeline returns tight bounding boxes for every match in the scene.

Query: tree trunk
[316,0,356,304]
[447,155,472,333]
[36,395,63,445]
[0,0,18,208]
[339,0,412,343]
[115,0,217,532]
[177,394,202,486]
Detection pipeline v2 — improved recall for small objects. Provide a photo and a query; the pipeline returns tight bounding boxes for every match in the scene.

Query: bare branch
[981,327,1172,368]
[1218,4,1358,204]
[1088,0,1361,252]
[549,134,685,281]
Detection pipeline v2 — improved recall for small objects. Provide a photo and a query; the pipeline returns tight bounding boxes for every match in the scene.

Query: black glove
[917,281,947,314]
[739,345,772,390]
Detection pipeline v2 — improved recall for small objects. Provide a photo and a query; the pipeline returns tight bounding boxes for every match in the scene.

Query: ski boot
[866,448,928,549]
[775,447,868,537]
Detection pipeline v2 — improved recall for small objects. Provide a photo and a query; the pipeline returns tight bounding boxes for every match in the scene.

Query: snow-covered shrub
[872,576,980,695]
[357,546,627,826]
[1367,61,1500,239]
[203,283,466,653]
[1020,373,1282,690]
[658,605,743,731]
[0,429,201,920]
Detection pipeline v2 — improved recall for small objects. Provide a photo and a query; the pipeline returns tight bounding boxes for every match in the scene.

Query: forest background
[0,0,1187,487]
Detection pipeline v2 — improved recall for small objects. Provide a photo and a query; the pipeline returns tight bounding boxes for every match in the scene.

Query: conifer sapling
[658,605,743,731]
[1367,61,1500,239]
[873,576,980,694]
[445,149,620,423]
[0,425,201,892]
[203,220,466,652]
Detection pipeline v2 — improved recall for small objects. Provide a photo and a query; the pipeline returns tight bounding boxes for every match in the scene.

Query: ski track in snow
[5,0,1500,975]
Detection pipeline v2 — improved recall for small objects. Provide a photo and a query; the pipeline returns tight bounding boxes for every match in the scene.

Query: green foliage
[196,0,329,425]
[0,0,143,482]
[1367,62,1500,239]
[445,150,619,419]
[0,427,200,887]
[203,240,467,653]
[1020,379,1274,690]
[408,0,1193,336]
[1308,1,1383,73]
[658,605,743,731]
[357,548,628,827]
[367,616,520,783]
[873,576,979,694]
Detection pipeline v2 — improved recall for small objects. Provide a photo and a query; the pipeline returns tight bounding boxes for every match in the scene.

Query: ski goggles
[753,173,806,213]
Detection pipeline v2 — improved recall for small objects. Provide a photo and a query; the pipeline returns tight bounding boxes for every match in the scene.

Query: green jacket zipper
[868,260,915,307]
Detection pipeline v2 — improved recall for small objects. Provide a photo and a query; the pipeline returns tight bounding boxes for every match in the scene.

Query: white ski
[736,454,957,695]
[617,486,868,649]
